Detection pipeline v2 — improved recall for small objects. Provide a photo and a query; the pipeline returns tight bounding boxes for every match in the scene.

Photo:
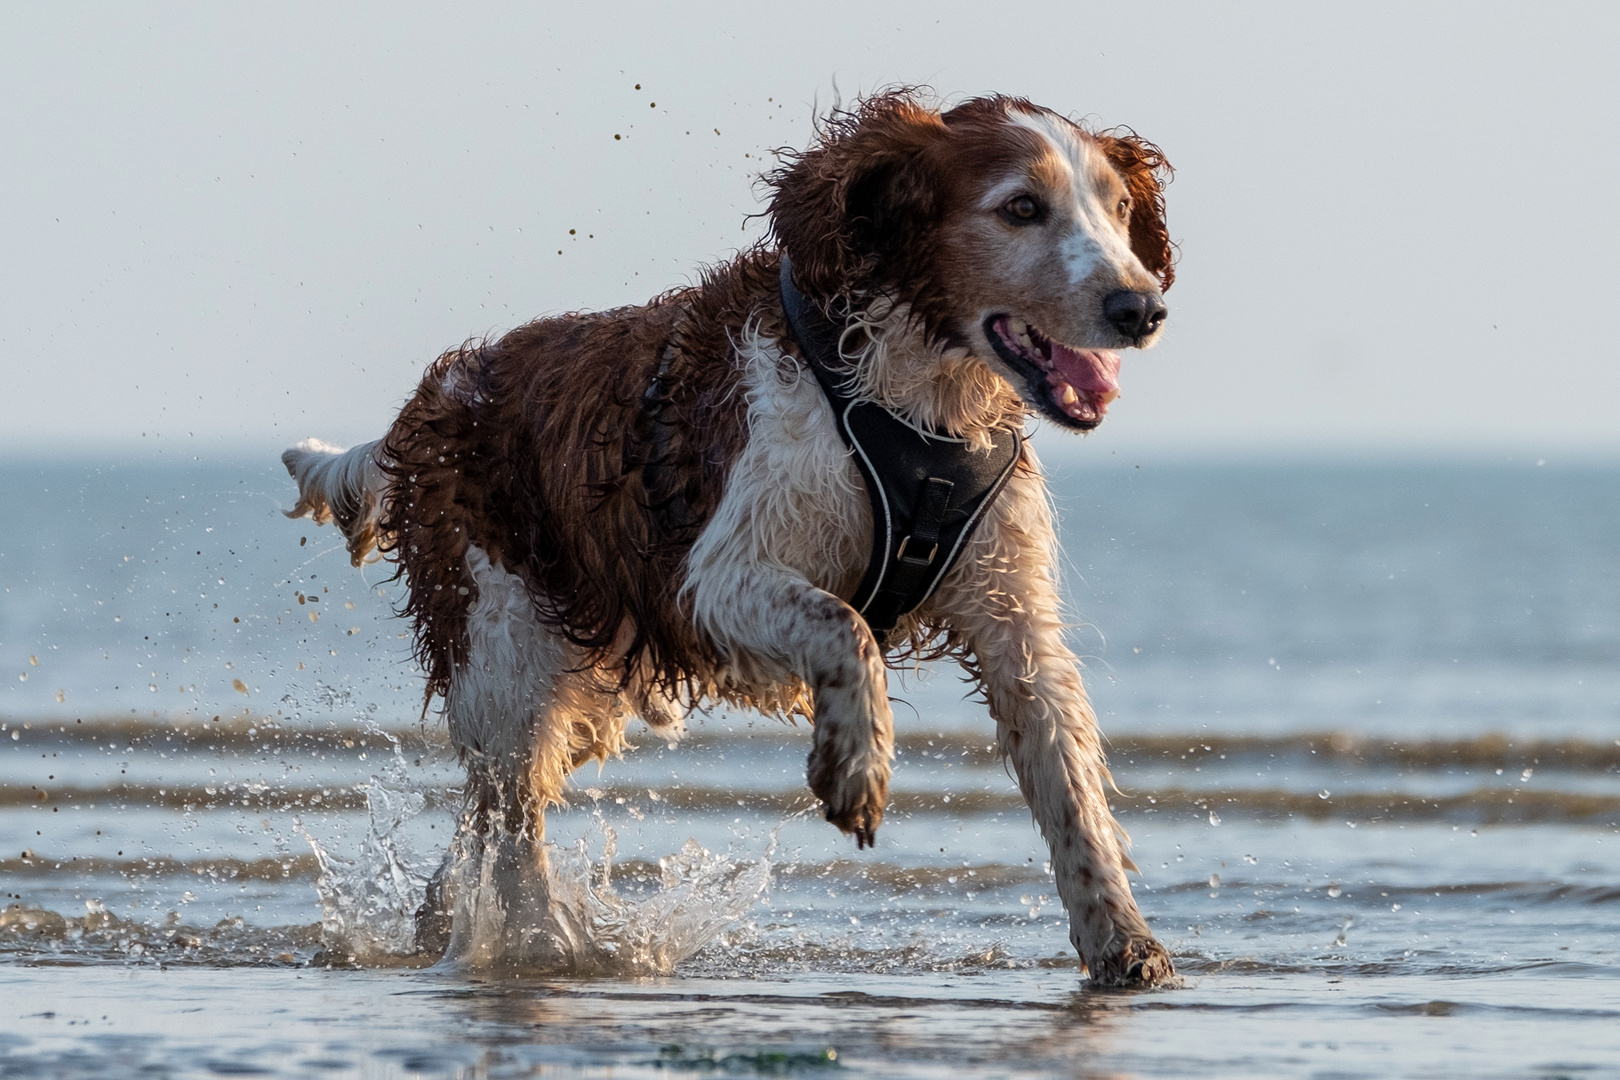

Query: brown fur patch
[376,255,781,704]
[1095,128,1177,291]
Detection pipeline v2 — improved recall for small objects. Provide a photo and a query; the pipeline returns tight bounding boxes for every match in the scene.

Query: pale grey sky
[2,2,1616,460]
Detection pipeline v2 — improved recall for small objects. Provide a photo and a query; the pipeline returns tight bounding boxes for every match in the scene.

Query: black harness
[778,256,1023,645]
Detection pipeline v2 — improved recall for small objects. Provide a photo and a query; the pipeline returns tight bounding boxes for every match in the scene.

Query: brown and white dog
[282,91,1176,986]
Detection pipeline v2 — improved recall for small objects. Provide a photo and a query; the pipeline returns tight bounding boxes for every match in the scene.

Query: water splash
[297,770,429,964]
[542,823,775,974]
[295,743,774,973]
[439,816,775,976]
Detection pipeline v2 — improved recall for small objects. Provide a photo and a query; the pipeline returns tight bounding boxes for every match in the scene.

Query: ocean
[2,454,1617,1078]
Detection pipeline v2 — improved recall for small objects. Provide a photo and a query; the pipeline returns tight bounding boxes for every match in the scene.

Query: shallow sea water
[2,457,1618,1077]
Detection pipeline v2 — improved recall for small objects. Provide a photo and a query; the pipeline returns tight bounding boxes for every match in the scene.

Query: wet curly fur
[281,89,1178,985]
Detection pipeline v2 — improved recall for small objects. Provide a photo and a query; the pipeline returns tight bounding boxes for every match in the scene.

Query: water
[3,456,1618,1077]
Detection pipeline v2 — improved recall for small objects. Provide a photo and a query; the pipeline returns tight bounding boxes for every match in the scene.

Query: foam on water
[0,900,317,966]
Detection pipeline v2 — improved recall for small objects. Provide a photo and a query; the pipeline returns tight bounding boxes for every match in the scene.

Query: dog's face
[941,107,1171,430]
[769,94,1174,431]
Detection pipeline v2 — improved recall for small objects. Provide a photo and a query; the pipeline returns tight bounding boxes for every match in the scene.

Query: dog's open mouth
[985,315,1120,430]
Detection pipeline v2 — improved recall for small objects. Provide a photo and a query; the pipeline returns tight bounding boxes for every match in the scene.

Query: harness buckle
[895,536,938,567]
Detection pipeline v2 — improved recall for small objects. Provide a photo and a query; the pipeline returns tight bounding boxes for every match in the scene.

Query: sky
[2,2,1617,462]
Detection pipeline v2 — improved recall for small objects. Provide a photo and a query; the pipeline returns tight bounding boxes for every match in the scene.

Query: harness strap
[778,255,1023,646]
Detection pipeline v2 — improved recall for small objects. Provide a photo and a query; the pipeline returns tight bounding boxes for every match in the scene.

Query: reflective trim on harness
[778,255,1024,646]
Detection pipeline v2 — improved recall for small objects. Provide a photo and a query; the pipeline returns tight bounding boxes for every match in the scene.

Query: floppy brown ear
[1096,129,1176,291]
[766,91,947,301]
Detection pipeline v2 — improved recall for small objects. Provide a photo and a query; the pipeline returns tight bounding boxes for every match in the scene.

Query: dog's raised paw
[806,739,889,848]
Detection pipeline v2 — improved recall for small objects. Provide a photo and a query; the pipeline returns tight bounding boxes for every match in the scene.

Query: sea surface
[1,455,1617,1078]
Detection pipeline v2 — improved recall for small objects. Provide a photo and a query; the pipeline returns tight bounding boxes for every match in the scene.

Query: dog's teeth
[1059,384,1079,407]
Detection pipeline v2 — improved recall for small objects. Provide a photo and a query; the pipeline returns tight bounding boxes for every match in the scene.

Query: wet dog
[282,90,1176,985]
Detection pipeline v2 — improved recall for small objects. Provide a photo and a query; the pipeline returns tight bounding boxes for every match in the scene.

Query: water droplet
[1327,883,1342,898]
[1208,874,1220,888]
[1207,811,1221,826]
[1319,789,1331,799]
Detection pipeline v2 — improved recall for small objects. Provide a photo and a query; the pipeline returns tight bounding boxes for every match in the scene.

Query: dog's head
[768,91,1173,430]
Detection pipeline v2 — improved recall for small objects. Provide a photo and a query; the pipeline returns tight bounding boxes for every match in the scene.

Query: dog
[282,90,1176,986]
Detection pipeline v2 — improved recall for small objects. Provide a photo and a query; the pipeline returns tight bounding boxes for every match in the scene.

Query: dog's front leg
[967,603,1174,985]
[980,620,1173,985]
[701,569,893,846]
[934,489,1174,986]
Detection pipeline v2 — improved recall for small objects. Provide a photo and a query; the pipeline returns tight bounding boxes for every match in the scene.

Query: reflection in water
[425,973,1135,1076]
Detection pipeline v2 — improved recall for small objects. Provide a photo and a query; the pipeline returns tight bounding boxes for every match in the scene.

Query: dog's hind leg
[931,473,1175,988]
[425,544,607,971]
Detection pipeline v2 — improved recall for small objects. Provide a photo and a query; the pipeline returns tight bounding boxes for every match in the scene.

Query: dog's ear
[767,93,947,299]
[1095,129,1176,292]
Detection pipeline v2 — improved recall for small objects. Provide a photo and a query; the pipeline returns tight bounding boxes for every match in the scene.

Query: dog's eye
[1116,198,1131,220]
[1001,195,1042,224]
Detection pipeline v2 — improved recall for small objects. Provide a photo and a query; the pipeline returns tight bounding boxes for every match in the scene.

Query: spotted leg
[696,568,893,846]
[931,466,1174,986]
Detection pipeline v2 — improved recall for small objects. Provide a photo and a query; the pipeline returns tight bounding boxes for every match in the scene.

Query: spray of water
[543,825,775,973]
[297,747,773,974]
[297,773,428,963]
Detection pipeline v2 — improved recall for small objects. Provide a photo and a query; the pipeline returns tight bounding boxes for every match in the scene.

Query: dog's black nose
[1103,290,1168,340]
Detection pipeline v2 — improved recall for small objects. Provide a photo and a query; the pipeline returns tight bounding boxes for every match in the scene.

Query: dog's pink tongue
[1048,345,1121,414]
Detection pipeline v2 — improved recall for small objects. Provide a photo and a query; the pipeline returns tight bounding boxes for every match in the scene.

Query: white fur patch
[684,323,868,647]
[445,545,568,766]
[1006,111,1143,287]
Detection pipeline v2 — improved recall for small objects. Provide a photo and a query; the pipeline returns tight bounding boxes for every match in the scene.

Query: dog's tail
[281,438,390,567]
